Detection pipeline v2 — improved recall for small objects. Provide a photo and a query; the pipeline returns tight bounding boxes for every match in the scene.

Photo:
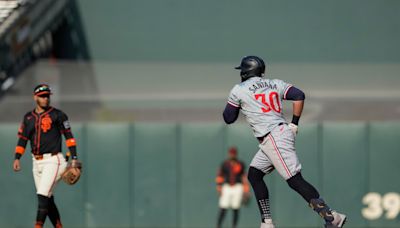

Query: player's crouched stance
[13,84,80,228]
[222,56,347,228]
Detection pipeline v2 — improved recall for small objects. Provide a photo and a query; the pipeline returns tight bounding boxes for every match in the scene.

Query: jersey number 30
[254,92,281,113]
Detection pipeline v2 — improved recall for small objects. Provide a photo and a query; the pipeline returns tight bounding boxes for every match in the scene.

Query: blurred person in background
[215,146,250,228]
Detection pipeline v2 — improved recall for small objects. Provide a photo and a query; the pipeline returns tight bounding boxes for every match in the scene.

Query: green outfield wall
[1,122,400,228]
[76,0,400,62]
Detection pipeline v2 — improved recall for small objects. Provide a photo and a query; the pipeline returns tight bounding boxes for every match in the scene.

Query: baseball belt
[33,152,59,160]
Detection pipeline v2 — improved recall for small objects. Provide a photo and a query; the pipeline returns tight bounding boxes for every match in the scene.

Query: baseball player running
[222,56,347,228]
[13,84,79,228]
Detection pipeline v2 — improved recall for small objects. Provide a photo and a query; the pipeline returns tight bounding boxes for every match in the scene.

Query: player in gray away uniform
[222,56,347,228]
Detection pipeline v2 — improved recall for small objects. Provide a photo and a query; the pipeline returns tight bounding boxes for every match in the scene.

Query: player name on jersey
[248,81,278,93]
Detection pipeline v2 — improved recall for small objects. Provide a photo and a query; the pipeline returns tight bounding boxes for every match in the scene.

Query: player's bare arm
[285,87,305,134]
[285,86,305,124]
[13,159,21,171]
[292,100,304,119]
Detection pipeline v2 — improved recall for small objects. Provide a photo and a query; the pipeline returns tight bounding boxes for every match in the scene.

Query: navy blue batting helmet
[235,56,265,81]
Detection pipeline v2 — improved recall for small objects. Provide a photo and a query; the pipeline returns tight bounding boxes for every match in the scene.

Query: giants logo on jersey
[41,114,52,133]
[232,163,242,174]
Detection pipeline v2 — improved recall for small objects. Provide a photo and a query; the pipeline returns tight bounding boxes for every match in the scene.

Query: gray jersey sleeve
[227,85,241,108]
[273,79,293,100]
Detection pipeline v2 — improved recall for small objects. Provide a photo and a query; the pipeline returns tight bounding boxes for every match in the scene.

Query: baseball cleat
[260,218,275,228]
[325,211,347,227]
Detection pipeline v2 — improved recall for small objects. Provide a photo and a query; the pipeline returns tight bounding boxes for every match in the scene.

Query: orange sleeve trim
[15,146,25,155]
[66,138,77,147]
[215,176,224,184]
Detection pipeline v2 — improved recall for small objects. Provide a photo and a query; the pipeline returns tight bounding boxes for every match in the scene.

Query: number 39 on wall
[362,192,400,220]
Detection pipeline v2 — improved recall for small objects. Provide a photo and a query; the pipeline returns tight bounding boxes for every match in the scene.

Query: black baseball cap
[33,84,52,96]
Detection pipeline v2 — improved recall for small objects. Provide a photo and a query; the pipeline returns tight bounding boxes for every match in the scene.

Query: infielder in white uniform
[13,84,79,228]
[222,56,347,228]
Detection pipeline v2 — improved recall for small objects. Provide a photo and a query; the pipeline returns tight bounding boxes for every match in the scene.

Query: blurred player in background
[12,84,79,228]
[222,56,347,228]
[215,147,250,228]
